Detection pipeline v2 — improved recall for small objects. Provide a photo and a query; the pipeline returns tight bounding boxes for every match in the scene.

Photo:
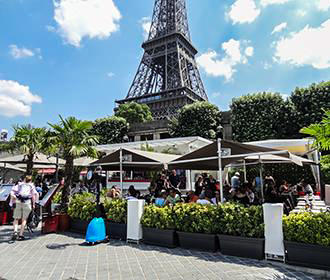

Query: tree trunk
[61,156,74,211]
[26,154,34,176]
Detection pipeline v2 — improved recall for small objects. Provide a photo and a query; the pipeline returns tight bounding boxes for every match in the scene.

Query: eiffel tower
[116,0,208,120]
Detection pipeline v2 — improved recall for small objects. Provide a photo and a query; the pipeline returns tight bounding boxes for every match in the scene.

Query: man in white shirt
[10,176,38,241]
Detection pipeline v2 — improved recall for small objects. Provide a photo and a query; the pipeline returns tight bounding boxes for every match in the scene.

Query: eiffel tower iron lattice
[116,0,208,120]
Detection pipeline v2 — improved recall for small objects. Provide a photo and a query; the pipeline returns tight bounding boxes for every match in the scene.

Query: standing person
[194,176,204,196]
[10,176,38,241]
[231,172,241,191]
[169,170,181,189]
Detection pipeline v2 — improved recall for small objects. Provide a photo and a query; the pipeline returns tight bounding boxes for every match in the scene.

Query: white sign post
[127,199,145,243]
[263,203,285,261]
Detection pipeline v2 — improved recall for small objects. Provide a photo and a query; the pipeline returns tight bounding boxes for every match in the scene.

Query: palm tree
[0,125,48,175]
[300,110,330,151]
[48,116,99,209]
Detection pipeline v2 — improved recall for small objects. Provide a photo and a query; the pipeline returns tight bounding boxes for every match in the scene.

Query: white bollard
[127,199,145,243]
[263,203,285,261]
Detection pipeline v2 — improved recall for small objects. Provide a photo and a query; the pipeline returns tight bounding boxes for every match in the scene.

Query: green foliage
[283,212,330,247]
[173,203,220,234]
[53,191,62,204]
[216,203,264,238]
[115,102,153,124]
[104,198,127,224]
[231,81,330,142]
[231,93,292,142]
[141,205,175,230]
[169,102,222,140]
[291,82,330,138]
[68,193,97,221]
[91,116,128,145]
[300,110,330,151]
[141,143,155,152]
[0,125,48,175]
[321,155,330,184]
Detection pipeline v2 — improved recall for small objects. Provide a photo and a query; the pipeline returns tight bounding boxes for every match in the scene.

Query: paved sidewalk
[0,225,323,280]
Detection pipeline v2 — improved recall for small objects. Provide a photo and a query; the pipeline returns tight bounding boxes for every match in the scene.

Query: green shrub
[105,199,127,224]
[216,203,264,238]
[283,212,330,247]
[141,205,175,230]
[173,203,219,234]
[68,193,97,221]
[52,190,62,204]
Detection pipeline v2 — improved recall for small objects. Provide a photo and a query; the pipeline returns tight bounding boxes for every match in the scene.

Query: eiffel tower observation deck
[116,0,208,121]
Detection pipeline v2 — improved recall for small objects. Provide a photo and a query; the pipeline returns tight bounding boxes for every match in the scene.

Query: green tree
[115,102,153,124]
[291,81,330,137]
[91,116,128,145]
[231,92,291,142]
[300,110,330,151]
[0,125,48,175]
[48,116,99,209]
[169,102,222,140]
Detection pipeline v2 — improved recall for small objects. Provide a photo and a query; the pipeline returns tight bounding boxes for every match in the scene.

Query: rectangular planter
[142,227,177,248]
[106,221,127,240]
[42,215,59,234]
[70,219,90,234]
[177,231,219,252]
[285,241,330,271]
[218,235,265,260]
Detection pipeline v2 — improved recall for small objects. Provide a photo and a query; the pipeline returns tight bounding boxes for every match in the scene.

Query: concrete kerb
[264,260,330,279]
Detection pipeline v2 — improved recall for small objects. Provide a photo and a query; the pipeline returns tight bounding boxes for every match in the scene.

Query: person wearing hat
[231,172,241,191]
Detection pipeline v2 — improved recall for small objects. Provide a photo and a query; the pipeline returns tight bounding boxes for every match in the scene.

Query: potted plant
[173,203,219,252]
[68,193,97,234]
[105,198,127,240]
[217,203,265,260]
[141,205,177,248]
[283,212,330,270]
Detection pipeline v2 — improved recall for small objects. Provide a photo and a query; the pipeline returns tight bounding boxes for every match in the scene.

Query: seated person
[279,180,290,194]
[155,190,167,207]
[165,189,181,206]
[234,185,250,205]
[186,191,199,203]
[211,191,220,205]
[126,185,138,200]
[197,190,213,205]
[299,179,314,195]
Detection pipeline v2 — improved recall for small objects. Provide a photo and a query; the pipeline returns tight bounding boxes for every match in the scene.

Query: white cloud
[245,46,254,56]
[271,22,287,34]
[211,92,221,98]
[53,0,121,47]
[316,0,330,11]
[274,20,330,69]
[140,17,151,40]
[9,45,35,59]
[107,72,115,78]
[260,0,291,6]
[0,80,42,117]
[227,0,260,24]
[197,39,253,81]
[263,62,272,70]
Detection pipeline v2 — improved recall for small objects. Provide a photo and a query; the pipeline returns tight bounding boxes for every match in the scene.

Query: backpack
[15,183,33,200]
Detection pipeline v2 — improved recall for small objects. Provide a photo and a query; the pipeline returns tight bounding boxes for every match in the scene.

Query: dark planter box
[142,227,177,248]
[70,219,90,234]
[177,231,219,252]
[218,235,265,260]
[106,221,127,240]
[285,241,330,271]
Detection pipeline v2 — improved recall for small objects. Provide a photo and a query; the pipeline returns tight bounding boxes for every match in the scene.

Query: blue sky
[0,0,330,133]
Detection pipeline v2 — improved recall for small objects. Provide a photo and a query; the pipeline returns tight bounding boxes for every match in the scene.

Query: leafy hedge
[217,203,264,238]
[230,81,330,142]
[141,203,264,237]
[141,205,175,230]
[68,193,97,221]
[105,198,127,224]
[283,212,330,247]
[173,203,219,234]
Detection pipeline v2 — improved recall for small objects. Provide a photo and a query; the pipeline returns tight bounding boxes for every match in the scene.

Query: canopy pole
[55,154,59,183]
[217,138,224,203]
[243,160,247,182]
[259,155,264,203]
[119,148,123,196]
[3,162,6,183]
